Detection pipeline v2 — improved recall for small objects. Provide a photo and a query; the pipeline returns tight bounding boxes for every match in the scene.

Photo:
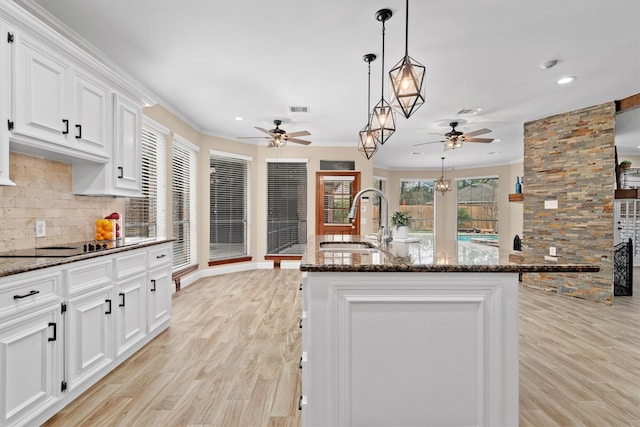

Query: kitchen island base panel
[302,272,518,427]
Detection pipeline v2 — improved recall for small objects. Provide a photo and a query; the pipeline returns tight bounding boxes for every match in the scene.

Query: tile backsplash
[0,152,125,251]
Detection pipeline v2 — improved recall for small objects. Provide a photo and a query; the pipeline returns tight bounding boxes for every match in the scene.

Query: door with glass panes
[315,171,360,236]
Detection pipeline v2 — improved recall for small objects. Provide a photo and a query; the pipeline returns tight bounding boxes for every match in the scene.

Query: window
[172,135,198,271]
[209,151,250,261]
[457,177,499,241]
[124,118,167,239]
[267,160,307,254]
[372,177,385,231]
[398,180,434,234]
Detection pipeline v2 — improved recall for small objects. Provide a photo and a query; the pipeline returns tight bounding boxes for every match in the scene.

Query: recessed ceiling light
[410,151,424,156]
[486,151,501,156]
[456,107,483,115]
[492,138,502,143]
[234,116,243,121]
[556,76,576,85]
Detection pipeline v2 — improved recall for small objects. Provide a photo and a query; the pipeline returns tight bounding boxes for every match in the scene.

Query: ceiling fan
[413,121,494,150]
[238,119,312,147]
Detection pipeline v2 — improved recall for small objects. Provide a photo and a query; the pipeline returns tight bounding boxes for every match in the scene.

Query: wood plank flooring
[43,270,640,426]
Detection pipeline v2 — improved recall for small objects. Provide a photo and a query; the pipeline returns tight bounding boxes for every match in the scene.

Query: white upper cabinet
[10,32,111,162]
[0,22,14,186]
[112,93,141,193]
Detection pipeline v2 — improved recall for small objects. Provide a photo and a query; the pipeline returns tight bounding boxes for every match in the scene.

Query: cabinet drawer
[114,250,147,280]
[64,258,112,296]
[0,271,61,319]
[148,245,171,269]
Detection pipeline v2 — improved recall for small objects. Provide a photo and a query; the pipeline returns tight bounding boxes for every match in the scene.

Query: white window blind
[210,153,249,260]
[125,120,166,239]
[172,136,198,271]
[266,161,307,254]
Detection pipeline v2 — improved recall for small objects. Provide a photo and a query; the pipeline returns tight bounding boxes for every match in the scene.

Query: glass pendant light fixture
[434,156,452,196]
[370,8,396,145]
[389,0,426,119]
[358,53,379,159]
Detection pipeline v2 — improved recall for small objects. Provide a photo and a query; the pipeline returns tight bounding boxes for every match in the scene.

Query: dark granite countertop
[300,235,601,273]
[0,238,173,278]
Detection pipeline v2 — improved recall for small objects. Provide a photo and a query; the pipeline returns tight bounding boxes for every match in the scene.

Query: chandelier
[434,156,452,196]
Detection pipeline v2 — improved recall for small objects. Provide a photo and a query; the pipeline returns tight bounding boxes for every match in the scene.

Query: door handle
[119,292,125,307]
[48,322,57,342]
[75,124,82,139]
[105,299,112,314]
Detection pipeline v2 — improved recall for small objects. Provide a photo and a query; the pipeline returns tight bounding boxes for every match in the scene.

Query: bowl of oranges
[95,218,116,241]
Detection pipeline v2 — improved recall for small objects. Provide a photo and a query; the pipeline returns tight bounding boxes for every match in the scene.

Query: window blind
[210,154,248,260]
[267,162,307,254]
[125,122,166,239]
[172,136,198,271]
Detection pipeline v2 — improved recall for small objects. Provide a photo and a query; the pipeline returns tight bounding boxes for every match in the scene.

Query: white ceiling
[23,0,640,169]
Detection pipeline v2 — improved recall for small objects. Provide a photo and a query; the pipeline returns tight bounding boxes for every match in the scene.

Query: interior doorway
[315,171,361,236]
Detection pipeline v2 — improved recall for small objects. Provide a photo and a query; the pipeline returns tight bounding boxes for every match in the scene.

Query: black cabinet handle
[62,119,69,134]
[14,290,39,299]
[151,279,156,292]
[117,166,124,179]
[299,318,303,329]
[75,124,82,139]
[119,292,125,307]
[299,356,303,369]
[105,299,112,314]
[299,282,303,291]
[156,254,166,259]
[48,322,57,342]
[298,395,303,411]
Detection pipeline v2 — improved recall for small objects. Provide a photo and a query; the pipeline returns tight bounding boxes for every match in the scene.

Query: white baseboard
[179,260,277,289]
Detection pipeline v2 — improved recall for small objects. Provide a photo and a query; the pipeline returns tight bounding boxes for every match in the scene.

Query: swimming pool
[457,234,498,242]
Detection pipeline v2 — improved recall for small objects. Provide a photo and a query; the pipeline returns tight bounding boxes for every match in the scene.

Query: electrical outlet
[549,246,557,256]
[544,200,558,209]
[35,220,46,238]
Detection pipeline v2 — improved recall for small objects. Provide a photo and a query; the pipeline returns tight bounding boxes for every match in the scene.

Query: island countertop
[300,235,601,273]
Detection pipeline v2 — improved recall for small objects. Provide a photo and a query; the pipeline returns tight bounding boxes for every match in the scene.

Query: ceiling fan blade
[285,130,311,138]
[287,137,312,145]
[465,137,494,143]
[255,127,274,135]
[237,136,270,139]
[462,128,492,137]
[413,140,445,146]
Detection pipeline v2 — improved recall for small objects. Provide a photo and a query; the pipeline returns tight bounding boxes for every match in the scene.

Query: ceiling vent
[290,106,310,113]
[456,107,483,115]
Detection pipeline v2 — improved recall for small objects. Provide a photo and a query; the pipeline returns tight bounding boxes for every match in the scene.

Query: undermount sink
[319,241,379,253]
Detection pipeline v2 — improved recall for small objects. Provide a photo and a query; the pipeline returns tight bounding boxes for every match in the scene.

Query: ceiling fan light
[389,55,426,118]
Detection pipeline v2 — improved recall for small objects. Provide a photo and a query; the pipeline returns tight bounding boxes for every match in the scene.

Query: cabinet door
[72,72,110,157]
[0,305,61,426]
[0,22,13,186]
[113,93,141,193]
[147,267,172,334]
[12,33,69,145]
[115,272,147,357]
[65,286,113,392]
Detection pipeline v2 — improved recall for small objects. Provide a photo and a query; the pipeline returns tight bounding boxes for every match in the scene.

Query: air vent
[456,107,482,115]
[290,106,310,113]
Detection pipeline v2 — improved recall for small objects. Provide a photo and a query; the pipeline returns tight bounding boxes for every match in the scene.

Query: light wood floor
[43,270,640,426]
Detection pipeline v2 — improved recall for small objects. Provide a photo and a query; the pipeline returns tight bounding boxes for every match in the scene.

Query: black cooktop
[0,240,140,258]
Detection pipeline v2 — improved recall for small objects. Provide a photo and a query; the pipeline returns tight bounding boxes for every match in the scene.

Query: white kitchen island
[299,236,599,427]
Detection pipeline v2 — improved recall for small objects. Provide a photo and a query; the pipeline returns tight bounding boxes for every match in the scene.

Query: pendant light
[435,156,452,196]
[358,53,379,159]
[389,0,426,119]
[370,8,396,145]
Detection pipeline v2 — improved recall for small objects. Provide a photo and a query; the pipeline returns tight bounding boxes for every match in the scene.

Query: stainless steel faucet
[348,187,392,247]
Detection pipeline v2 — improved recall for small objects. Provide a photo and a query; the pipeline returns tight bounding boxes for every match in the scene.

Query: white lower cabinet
[0,242,173,426]
[147,264,172,335]
[0,305,62,426]
[115,272,147,357]
[64,285,114,392]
